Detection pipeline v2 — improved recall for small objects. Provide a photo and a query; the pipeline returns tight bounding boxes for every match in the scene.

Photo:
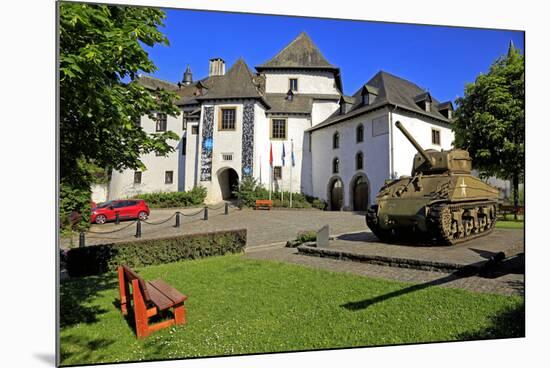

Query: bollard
[203,207,208,221]
[224,202,229,215]
[115,212,120,225]
[135,219,142,238]
[175,212,180,228]
[79,232,85,248]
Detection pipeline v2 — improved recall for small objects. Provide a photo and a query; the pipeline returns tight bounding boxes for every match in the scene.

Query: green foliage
[132,186,207,208]
[59,3,180,229]
[59,180,91,232]
[66,229,246,277]
[60,255,524,365]
[235,176,326,209]
[296,230,317,243]
[453,42,524,206]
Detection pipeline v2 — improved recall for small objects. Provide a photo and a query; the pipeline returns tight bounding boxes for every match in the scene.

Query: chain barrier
[180,208,205,217]
[141,212,177,225]
[87,220,137,234]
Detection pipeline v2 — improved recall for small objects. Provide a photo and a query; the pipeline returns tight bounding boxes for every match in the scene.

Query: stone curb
[296,243,523,274]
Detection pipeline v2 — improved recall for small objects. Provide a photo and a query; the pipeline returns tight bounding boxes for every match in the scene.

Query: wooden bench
[117,265,188,338]
[255,199,273,210]
[498,204,524,218]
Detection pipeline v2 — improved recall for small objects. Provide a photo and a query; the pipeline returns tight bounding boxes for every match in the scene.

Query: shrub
[60,180,92,232]
[66,229,247,277]
[235,177,325,209]
[286,230,317,247]
[133,186,206,208]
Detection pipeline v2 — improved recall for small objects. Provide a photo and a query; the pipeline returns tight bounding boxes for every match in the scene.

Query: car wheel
[138,211,148,220]
[95,214,107,224]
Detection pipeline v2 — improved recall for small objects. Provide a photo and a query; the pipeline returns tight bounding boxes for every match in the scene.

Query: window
[191,125,199,134]
[356,124,364,143]
[165,171,174,184]
[274,166,282,180]
[134,171,142,184]
[182,137,187,155]
[432,128,441,145]
[333,132,340,149]
[289,78,298,92]
[356,152,363,170]
[222,153,233,161]
[333,158,339,174]
[219,108,236,130]
[271,118,287,139]
[156,113,167,132]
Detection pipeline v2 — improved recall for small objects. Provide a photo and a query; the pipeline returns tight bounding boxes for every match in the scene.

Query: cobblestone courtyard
[61,207,368,248]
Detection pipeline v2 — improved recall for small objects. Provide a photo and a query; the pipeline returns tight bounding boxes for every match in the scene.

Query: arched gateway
[327,176,344,211]
[217,168,239,200]
[350,174,370,211]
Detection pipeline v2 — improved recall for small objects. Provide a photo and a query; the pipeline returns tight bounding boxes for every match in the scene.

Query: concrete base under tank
[296,229,524,274]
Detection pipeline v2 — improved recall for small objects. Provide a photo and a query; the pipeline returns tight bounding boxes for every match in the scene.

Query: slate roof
[307,71,452,132]
[264,94,313,114]
[256,32,343,92]
[196,58,269,107]
[257,32,336,70]
[137,75,179,91]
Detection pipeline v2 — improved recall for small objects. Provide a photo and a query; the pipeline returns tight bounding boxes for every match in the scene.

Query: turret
[183,65,193,85]
[395,121,472,175]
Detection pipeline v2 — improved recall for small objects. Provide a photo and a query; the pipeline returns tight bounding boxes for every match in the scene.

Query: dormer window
[414,92,432,112]
[437,102,454,119]
[361,85,378,106]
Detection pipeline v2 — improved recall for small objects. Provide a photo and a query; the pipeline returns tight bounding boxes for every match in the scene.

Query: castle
[102,32,454,210]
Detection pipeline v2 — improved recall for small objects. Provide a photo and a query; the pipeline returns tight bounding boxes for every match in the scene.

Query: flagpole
[290,139,293,208]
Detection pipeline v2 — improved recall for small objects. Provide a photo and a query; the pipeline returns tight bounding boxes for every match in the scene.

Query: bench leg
[117,266,129,316]
[132,279,151,339]
[174,303,186,325]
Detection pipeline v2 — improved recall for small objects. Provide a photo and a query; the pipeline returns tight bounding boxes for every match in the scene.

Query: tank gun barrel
[395,121,432,166]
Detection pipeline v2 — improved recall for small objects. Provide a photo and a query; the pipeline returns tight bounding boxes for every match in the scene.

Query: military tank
[366,121,499,245]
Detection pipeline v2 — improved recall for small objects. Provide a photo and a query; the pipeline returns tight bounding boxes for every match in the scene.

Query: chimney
[209,58,225,76]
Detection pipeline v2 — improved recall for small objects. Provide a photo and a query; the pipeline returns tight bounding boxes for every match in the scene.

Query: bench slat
[145,281,175,311]
[149,279,188,305]
[123,265,151,301]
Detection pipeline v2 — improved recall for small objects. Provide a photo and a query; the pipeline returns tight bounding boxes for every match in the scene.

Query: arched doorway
[217,168,239,200]
[351,175,369,211]
[328,177,344,211]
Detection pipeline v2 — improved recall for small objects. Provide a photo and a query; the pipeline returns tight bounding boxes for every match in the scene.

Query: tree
[453,41,524,218]
[59,3,179,228]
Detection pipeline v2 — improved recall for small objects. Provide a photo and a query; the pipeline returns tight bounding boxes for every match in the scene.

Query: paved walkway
[60,207,368,249]
[244,245,524,296]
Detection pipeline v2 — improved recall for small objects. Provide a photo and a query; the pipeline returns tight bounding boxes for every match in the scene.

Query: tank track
[427,201,497,245]
[366,205,391,242]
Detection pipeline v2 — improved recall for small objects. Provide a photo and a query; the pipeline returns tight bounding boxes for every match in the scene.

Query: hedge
[132,186,207,208]
[66,229,247,277]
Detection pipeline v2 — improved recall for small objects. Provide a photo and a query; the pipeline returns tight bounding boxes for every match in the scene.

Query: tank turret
[365,121,499,245]
[395,121,472,175]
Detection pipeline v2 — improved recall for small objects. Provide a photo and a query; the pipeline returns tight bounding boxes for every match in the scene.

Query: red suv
[91,199,150,224]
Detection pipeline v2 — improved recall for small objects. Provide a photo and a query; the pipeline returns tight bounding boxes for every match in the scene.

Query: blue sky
[144,8,524,102]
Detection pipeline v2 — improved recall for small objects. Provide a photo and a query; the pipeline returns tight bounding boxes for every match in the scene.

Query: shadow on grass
[60,333,116,364]
[457,302,525,340]
[342,252,524,311]
[341,272,464,310]
[60,273,117,328]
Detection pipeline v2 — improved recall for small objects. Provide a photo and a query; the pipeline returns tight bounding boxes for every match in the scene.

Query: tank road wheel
[440,206,454,240]
[366,205,391,243]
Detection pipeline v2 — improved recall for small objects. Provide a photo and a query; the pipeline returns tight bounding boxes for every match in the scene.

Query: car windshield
[97,201,113,208]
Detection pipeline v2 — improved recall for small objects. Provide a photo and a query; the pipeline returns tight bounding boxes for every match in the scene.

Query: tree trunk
[512,172,519,221]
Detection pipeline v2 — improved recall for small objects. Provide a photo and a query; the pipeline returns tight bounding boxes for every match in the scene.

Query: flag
[291,140,295,167]
[269,143,273,167]
[281,143,286,166]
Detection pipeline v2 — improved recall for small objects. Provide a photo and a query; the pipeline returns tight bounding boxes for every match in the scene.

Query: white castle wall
[310,108,392,209]
[108,113,183,199]
[263,70,340,95]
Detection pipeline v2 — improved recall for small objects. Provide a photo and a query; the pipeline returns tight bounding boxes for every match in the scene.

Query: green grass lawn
[60,255,524,366]
[496,219,524,229]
